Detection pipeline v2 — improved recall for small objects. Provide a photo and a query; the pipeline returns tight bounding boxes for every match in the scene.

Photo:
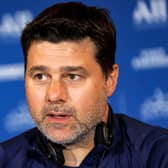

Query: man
[1,1,168,168]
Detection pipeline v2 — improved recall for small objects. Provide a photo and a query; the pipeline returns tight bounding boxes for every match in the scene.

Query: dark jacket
[1,113,168,168]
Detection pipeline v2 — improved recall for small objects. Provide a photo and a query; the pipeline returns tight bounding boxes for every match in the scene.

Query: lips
[46,111,72,123]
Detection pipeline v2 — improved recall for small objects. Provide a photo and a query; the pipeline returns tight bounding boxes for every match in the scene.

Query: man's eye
[33,73,47,81]
[68,74,81,81]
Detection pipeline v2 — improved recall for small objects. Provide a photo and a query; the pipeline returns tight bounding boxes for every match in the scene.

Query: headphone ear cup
[94,122,112,146]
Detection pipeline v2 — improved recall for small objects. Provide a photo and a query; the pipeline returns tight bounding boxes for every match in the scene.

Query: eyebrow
[60,66,89,75]
[28,65,89,75]
[28,65,49,74]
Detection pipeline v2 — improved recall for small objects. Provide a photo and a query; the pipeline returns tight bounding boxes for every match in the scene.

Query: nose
[46,79,68,104]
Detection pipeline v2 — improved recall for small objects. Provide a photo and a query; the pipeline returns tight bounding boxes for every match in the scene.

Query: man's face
[25,38,118,145]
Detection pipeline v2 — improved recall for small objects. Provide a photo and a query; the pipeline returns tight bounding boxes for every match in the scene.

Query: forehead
[27,38,98,68]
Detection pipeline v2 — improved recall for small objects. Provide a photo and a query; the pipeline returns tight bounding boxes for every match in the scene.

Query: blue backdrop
[1,0,168,142]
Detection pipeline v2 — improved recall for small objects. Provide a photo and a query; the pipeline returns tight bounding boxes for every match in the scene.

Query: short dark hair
[21,1,116,76]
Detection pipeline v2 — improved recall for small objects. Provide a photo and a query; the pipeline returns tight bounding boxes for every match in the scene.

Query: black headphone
[37,108,114,166]
[94,121,113,147]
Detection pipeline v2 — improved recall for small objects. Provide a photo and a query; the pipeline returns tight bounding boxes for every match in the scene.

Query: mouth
[46,112,72,123]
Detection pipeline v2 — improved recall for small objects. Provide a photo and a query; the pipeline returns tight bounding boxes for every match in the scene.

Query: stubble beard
[32,92,108,146]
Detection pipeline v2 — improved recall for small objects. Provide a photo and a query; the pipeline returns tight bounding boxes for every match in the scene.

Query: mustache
[41,105,76,115]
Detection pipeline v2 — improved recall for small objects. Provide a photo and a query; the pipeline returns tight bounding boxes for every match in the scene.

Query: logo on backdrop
[140,88,168,120]
[133,0,168,28]
[0,10,33,38]
[4,102,34,132]
[0,63,24,81]
[131,47,168,70]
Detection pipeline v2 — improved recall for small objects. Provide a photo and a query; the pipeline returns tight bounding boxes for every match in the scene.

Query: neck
[63,105,110,167]
[63,129,95,167]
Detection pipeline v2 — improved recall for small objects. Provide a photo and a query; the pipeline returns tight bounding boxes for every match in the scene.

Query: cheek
[69,82,105,104]
[69,83,107,114]
[25,84,46,114]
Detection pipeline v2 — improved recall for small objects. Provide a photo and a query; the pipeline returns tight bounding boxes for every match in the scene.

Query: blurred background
[0,0,168,142]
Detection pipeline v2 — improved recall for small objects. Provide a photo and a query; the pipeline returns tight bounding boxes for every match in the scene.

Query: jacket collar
[27,105,123,166]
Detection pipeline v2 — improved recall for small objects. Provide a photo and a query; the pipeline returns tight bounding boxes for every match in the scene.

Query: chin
[43,130,76,145]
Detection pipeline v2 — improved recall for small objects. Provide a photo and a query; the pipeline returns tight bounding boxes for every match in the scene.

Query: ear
[106,64,119,96]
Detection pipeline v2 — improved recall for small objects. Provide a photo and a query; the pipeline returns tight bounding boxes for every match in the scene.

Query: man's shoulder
[115,114,168,166]
[0,128,40,167]
[0,127,38,154]
[115,113,168,142]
